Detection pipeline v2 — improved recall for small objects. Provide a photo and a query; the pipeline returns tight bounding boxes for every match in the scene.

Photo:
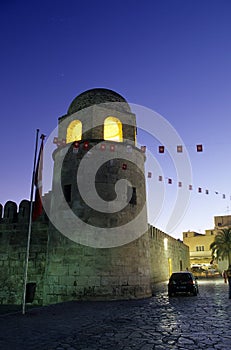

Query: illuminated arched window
[66,120,82,143]
[104,116,123,142]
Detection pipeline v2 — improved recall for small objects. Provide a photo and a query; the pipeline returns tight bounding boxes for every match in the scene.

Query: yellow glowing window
[104,117,123,142]
[66,120,82,143]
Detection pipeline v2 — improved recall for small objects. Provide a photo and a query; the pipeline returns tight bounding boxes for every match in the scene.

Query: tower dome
[67,88,131,114]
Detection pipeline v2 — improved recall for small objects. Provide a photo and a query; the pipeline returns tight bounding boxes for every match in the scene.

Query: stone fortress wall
[0,200,189,305]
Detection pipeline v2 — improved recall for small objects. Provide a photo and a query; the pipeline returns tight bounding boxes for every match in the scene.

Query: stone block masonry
[0,214,48,305]
[0,201,189,306]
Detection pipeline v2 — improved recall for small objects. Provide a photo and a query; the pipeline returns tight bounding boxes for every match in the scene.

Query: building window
[104,116,123,142]
[196,245,204,252]
[127,186,137,205]
[217,223,222,227]
[66,120,82,143]
[211,231,214,235]
[185,233,188,238]
[63,184,72,203]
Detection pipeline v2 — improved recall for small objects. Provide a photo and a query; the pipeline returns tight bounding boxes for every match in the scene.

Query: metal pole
[22,129,39,315]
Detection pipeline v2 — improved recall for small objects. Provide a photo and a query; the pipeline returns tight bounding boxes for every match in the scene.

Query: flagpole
[22,129,40,315]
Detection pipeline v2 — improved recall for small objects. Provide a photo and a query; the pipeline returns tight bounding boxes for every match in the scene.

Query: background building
[183,215,231,274]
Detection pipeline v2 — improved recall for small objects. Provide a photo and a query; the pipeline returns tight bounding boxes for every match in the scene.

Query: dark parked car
[168,271,198,296]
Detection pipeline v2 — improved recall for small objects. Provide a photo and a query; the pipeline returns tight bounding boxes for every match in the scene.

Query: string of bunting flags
[141,143,229,200]
[53,138,131,153]
[143,144,229,200]
[146,174,229,199]
[53,137,205,173]
[53,138,203,154]
[52,137,229,199]
[157,144,203,153]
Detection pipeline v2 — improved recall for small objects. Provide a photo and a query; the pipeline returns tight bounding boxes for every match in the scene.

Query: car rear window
[170,273,192,281]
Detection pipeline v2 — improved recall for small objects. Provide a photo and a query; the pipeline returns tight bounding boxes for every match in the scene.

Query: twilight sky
[1,0,231,239]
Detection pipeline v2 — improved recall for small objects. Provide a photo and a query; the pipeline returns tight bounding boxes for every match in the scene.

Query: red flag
[53,137,58,144]
[148,172,152,178]
[159,146,165,153]
[73,141,79,153]
[32,135,45,221]
[83,141,89,149]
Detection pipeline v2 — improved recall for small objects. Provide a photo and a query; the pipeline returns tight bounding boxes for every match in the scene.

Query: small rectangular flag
[83,141,89,149]
[177,145,183,153]
[178,181,182,187]
[205,190,209,195]
[159,175,163,182]
[223,194,226,199]
[197,144,203,152]
[148,172,152,178]
[159,146,165,153]
[168,178,172,184]
[198,187,202,193]
[189,185,193,190]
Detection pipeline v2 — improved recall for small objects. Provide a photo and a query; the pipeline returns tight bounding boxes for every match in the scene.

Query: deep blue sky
[1,0,231,238]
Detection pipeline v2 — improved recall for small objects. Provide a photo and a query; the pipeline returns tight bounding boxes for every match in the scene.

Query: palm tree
[210,228,231,267]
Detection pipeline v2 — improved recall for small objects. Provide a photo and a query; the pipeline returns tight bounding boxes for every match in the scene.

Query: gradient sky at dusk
[1,0,231,239]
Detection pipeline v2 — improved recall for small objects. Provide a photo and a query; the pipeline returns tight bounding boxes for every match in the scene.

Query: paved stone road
[0,278,230,350]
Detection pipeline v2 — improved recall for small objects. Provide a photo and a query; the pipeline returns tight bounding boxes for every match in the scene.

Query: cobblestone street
[0,278,230,350]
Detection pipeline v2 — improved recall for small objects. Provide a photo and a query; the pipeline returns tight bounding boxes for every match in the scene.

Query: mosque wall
[0,201,189,305]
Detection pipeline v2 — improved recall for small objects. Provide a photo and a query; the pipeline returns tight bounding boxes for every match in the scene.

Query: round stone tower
[44,88,151,303]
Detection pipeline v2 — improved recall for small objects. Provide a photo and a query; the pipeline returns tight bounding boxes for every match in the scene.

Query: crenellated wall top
[0,200,30,223]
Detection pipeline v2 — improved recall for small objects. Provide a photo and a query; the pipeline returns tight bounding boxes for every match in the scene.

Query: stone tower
[43,88,152,303]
